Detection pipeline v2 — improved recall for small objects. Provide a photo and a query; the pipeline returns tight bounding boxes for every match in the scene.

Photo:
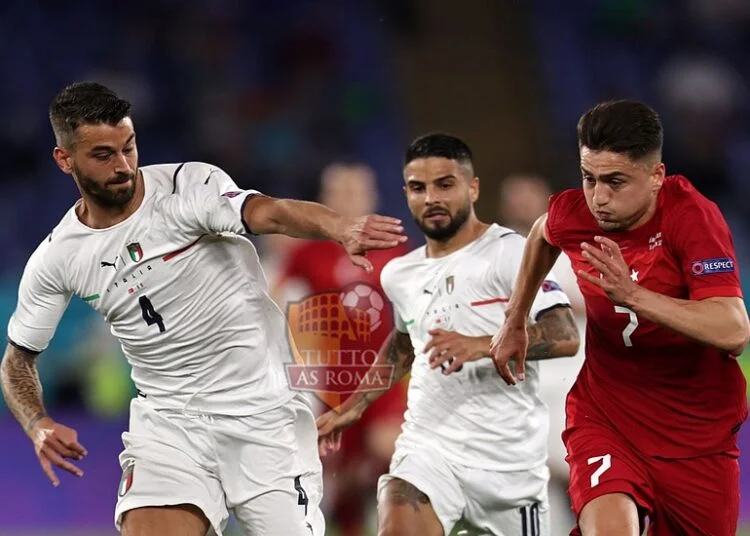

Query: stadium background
[1,0,750,534]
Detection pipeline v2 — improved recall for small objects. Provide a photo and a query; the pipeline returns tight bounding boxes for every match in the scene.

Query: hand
[578,236,638,305]
[489,321,528,385]
[425,329,489,375]
[316,405,364,458]
[338,215,407,273]
[29,417,87,486]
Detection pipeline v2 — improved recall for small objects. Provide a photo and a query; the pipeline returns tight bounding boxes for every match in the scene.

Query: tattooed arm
[525,305,580,361]
[316,329,414,453]
[0,344,47,433]
[1,343,87,486]
[426,305,579,375]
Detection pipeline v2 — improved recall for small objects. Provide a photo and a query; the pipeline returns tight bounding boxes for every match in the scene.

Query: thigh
[461,464,550,536]
[222,397,324,535]
[121,504,211,536]
[377,450,464,536]
[650,454,739,536]
[115,401,227,534]
[564,423,651,536]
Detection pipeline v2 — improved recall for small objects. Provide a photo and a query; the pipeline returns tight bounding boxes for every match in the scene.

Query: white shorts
[378,449,549,536]
[114,394,324,535]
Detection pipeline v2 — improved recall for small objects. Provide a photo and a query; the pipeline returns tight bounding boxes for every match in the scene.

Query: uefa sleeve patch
[542,280,562,292]
[691,258,735,276]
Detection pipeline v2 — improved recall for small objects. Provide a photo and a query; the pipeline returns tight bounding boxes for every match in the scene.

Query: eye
[409,183,424,192]
[123,146,134,154]
[582,175,595,184]
[93,153,111,161]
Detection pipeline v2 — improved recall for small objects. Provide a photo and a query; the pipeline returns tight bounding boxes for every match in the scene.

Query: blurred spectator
[497,173,586,532]
[271,160,409,536]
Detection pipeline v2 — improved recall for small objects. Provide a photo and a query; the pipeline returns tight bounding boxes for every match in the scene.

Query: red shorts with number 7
[564,404,739,535]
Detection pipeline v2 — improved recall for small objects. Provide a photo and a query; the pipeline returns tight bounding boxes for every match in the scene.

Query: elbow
[561,335,581,358]
[727,326,750,357]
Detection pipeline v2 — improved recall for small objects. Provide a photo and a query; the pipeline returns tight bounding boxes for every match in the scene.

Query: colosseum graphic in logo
[285,282,395,409]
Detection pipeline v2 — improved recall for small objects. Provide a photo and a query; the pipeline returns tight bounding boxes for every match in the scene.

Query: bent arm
[624,293,749,355]
[505,214,563,325]
[526,305,580,360]
[334,329,415,418]
[0,344,47,435]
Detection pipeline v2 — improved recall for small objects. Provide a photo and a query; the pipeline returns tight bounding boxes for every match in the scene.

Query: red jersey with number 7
[546,175,747,458]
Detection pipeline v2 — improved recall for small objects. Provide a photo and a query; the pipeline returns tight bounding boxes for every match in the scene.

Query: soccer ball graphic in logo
[340,283,385,332]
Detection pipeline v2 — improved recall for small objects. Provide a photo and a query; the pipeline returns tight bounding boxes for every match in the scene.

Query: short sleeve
[545,193,565,248]
[667,196,742,301]
[495,233,571,322]
[176,163,263,236]
[380,262,409,334]
[7,240,72,353]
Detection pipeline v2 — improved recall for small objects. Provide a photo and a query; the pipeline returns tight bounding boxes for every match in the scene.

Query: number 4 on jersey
[139,296,166,333]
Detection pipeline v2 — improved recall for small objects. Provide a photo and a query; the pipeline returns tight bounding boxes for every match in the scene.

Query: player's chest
[399,259,498,336]
[71,225,206,318]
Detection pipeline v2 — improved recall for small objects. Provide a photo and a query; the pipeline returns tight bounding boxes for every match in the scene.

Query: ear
[53,146,74,175]
[651,162,666,192]
[469,176,480,203]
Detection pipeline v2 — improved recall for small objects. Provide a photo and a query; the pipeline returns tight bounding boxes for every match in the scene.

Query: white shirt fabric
[380,224,570,471]
[8,162,293,415]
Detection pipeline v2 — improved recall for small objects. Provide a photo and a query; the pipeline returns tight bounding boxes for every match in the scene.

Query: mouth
[108,176,133,187]
[594,211,614,221]
[423,211,449,223]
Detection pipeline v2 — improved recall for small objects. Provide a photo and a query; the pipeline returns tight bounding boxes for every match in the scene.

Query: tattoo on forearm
[384,478,431,513]
[0,345,47,432]
[387,331,416,376]
[526,306,579,360]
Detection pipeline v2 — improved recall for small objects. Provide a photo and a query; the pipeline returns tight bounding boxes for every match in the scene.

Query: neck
[77,170,145,229]
[425,217,489,258]
[625,190,661,232]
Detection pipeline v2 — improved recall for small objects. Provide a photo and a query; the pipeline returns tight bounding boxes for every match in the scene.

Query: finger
[46,436,79,460]
[367,221,406,235]
[332,430,342,451]
[427,329,447,336]
[429,350,452,370]
[514,355,526,382]
[577,269,605,288]
[594,235,621,254]
[495,360,516,386]
[42,447,83,477]
[38,453,60,487]
[368,215,403,226]
[581,250,611,276]
[581,242,612,265]
[360,238,406,250]
[442,356,466,375]
[364,228,406,242]
[349,255,373,273]
[423,337,437,354]
[59,435,87,458]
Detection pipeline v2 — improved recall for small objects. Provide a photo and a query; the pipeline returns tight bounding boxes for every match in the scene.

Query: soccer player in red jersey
[490,100,750,535]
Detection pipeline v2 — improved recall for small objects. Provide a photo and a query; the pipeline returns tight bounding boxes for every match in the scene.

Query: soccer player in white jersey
[317,133,581,536]
[0,82,406,536]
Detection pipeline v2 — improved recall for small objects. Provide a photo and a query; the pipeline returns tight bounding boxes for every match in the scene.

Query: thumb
[513,355,526,382]
[349,254,373,273]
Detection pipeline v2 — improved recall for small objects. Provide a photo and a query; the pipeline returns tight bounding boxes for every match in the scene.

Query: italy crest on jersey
[127,242,143,262]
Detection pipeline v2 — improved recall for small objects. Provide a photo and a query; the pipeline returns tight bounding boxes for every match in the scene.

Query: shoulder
[548,188,586,220]
[144,161,229,196]
[381,245,425,288]
[660,175,726,229]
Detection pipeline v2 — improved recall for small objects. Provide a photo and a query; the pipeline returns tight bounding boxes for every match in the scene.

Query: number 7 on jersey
[614,306,638,347]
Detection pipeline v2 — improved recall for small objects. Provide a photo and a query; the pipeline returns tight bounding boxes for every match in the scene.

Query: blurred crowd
[1,1,749,534]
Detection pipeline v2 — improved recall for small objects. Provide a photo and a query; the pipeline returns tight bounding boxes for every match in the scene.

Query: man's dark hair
[577,100,663,161]
[49,82,132,148]
[404,133,474,170]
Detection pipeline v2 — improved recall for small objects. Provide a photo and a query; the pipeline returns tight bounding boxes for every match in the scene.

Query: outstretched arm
[242,196,407,272]
[1,344,86,486]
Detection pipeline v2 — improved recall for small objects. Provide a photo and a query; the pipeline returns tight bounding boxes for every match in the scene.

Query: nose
[592,182,610,207]
[113,152,133,174]
[424,184,440,205]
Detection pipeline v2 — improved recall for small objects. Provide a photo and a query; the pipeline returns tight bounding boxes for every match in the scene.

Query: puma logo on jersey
[100,255,122,271]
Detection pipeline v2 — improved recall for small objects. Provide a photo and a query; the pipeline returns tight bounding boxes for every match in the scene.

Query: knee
[579,493,640,536]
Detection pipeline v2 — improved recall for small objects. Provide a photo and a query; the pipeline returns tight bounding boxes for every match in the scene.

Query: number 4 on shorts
[587,454,612,487]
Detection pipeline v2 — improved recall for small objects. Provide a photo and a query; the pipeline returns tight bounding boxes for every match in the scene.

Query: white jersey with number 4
[8,162,294,415]
[380,224,570,471]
